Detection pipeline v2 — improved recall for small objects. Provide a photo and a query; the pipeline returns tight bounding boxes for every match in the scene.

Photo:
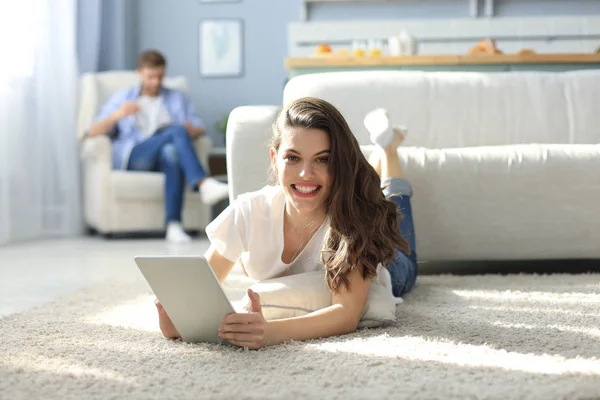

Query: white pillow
[241,268,400,329]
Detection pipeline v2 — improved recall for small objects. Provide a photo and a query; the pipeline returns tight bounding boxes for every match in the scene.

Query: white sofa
[77,71,212,236]
[226,70,600,261]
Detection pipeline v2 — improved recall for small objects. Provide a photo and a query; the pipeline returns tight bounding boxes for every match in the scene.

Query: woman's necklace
[286,215,321,264]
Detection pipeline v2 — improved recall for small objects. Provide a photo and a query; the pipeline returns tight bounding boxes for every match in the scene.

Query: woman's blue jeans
[382,177,418,297]
[126,125,207,225]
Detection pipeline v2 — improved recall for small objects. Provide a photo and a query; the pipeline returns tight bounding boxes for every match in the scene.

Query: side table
[208,146,227,181]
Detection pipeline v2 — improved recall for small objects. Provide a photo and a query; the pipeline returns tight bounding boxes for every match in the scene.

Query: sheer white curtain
[0,0,82,245]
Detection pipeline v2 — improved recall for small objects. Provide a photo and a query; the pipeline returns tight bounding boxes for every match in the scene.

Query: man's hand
[87,100,141,138]
[184,121,205,139]
[219,289,269,349]
[114,101,140,120]
[184,121,194,135]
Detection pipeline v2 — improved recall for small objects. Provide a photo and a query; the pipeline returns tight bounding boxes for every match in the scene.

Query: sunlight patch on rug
[82,294,160,332]
[307,335,600,375]
[490,321,600,338]
[468,305,600,318]
[82,294,246,332]
[0,352,139,385]
[452,289,600,304]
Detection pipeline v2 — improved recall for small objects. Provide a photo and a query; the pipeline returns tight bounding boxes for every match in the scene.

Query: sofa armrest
[193,135,212,174]
[226,105,280,200]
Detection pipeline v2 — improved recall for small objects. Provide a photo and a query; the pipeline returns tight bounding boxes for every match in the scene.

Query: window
[0,0,44,82]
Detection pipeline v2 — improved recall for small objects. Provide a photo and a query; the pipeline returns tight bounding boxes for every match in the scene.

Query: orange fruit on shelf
[315,44,332,55]
[517,49,536,55]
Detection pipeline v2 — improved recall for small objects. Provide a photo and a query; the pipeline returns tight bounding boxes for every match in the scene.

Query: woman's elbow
[340,310,362,334]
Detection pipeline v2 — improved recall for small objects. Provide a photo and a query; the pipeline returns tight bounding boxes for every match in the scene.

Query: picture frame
[198,19,244,78]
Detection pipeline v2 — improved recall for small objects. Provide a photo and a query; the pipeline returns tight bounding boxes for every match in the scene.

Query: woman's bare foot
[384,127,407,154]
[155,298,181,339]
[379,127,407,180]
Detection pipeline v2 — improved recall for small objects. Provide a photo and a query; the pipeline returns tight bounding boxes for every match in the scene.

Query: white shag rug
[1,273,599,400]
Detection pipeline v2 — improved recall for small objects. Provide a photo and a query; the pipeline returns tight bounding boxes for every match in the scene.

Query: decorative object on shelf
[314,44,332,55]
[468,39,503,55]
[399,30,418,55]
[517,49,536,56]
[199,19,244,78]
[312,45,351,58]
[388,36,402,56]
[352,40,367,57]
[368,39,383,57]
[388,30,418,56]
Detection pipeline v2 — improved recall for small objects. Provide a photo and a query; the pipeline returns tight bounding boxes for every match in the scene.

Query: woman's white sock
[364,108,394,149]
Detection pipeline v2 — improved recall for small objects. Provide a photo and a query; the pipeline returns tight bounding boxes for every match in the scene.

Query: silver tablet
[134,255,235,345]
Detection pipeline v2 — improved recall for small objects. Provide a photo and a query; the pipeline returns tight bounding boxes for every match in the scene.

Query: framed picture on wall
[198,19,244,78]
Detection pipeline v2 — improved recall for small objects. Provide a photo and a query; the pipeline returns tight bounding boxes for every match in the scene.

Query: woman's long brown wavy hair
[271,97,409,293]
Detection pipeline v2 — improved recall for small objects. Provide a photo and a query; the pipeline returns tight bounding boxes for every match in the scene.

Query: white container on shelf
[388,36,402,56]
[388,30,419,56]
[398,30,418,55]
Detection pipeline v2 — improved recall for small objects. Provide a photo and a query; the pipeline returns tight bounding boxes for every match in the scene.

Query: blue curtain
[77,0,138,73]
[77,0,102,73]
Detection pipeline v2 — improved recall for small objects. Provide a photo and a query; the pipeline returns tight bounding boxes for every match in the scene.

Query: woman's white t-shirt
[205,185,330,281]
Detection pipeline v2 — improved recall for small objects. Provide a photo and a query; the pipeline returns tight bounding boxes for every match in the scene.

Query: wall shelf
[286,53,600,69]
[284,52,600,77]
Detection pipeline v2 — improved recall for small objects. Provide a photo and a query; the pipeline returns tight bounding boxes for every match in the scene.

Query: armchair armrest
[79,135,112,230]
[80,134,211,170]
[81,135,112,165]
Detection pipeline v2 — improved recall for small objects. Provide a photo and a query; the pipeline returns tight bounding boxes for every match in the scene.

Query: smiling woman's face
[270,127,332,217]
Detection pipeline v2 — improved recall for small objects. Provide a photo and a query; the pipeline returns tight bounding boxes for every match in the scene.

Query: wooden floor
[0,236,212,316]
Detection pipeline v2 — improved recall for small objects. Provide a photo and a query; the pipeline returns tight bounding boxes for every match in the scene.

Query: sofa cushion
[360,143,600,261]
[110,171,166,200]
[564,70,600,144]
[282,71,600,148]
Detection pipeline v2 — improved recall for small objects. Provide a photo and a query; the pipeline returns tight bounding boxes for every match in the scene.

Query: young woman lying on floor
[155,97,418,349]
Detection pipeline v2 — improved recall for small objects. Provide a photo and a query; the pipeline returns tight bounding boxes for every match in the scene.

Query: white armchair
[77,71,212,236]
